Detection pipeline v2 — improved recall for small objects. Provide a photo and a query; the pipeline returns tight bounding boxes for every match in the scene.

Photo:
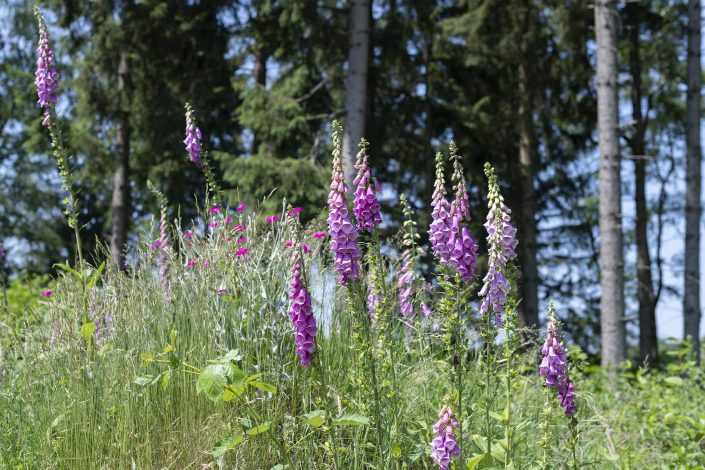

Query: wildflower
[479,163,518,325]
[539,306,576,417]
[202,261,210,267]
[429,152,453,264]
[233,224,245,231]
[287,207,303,217]
[236,248,248,256]
[352,140,382,232]
[216,289,228,295]
[210,206,221,213]
[285,241,293,248]
[398,249,415,323]
[41,290,53,297]
[422,303,433,316]
[236,236,246,244]
[367,288,380,323]
[327,122,362,285]
[302,244,311,254]
[265,215,279,224]
[150,241,161,250]
[447,143,478,282]
[34,7,59,126]
[208,222,219,229]
[226,217,233,224]
[314,232,325,239]
[236,203,247,212]
[184,104,202,166]
[157,208,171,295]
[430,406,461,470]
[186,260,197,267]
[184,232,192,239]
[288,243,317,367]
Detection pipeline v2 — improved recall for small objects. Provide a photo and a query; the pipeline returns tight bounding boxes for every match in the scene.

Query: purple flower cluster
[288,245,317,367]
[366,287,380,323]
[479,164,518,325]
[539,312,576,416]
[397,248,415,323]
[327,123,361,285]
[353,145,382,232]
[429,152,453,264]
[157,209,171,296]
[183,105,202,166]
[34,8,59,126]
[447,145,478,282]
[430,406,461,470]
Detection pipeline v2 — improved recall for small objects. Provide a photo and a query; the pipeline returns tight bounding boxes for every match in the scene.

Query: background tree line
[0,0,701,365]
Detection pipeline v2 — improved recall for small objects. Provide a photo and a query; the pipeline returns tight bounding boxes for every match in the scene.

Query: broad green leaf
[220,349,242,363]
[664,376,683,387]
[211,433,244,457]
[80,322,95,344]
[301,410,326,428]
[245,373,264,383]
[331,413,369,426]
[466,454,485,469]
[245,421,271,436]
[54,263,81,279]
[250,381,277,394]
[197,364,229,402]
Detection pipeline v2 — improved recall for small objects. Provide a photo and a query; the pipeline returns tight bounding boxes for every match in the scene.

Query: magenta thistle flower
[236,203,247,212]
[479,163,518,325]
[41,290,53,297]
[430,406,461,470]
[288,243,318,367]
[327,122,362,285]
[34,8,59,126]
[184,104,202,166]
[265,215,279,224]
[236,248,248,256]
[429,152,453,264]
[285,241,294,248]
[352,141,382,232]
[447,143,478,282]
[210,206,221,213]
[314,232,325,239]
[540,306,576,417]
[186,260,197,267]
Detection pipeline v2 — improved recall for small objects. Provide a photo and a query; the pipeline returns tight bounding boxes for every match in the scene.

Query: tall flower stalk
[35,7,85,301]
[327,122,362,285]
[478,163,519,458]
[352,138,382,233]
[288,241,318,367]
[184,103,223,207]
[398,194,425,333]
[447,142,478,282]
[430,152,453,264]
[430,405,461,470]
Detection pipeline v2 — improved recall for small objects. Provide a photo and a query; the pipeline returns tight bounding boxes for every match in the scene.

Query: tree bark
[110,50,131,269]
[517,35,539,330]
[684,0,702,363]
[627,8,658,366]
[342,0,371,189]
[252,44,267,154]
[595,0,626,367]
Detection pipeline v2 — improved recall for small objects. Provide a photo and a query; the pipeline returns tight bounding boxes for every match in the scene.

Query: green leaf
[466,454,485,469]
[211,433,244,457]
[488,411,504,422]
[54,263,81,279]
[87,261,105,288]
[197,364,229,402]
[220,349,242,362]
[301,410,326,428]
[245,373,264,383]
[664,376,683,387]
[161,370,171,391]
[331,413,369,426]
[249,381,277,394]
[245,421,271,436]
[80,322,95,344]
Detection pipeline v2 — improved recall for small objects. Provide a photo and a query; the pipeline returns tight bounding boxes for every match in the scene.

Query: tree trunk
[517,44,539,330]
[595,0,625,367]
[342,0,370,189]
[684,0,702,363]
[627,9,658,366]
[110,51,131,269]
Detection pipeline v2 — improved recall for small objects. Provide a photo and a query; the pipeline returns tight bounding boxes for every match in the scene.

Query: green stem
[454,276,465,468]
[485,312,493,457]
[316,353,340,470]
[504,313,512,466]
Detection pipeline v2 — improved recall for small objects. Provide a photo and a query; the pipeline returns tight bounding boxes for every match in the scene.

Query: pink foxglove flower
[539,306,576,417]
[352,142,382,232]
[288,243,317,367]
[447,143,478,282]
[157,208,171,296]
[327,122,361,285]
[429,152,453,264]
[34,8,59,126]
[183,105,202,166]
[479,163,518,326]
[430,406,461,470]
